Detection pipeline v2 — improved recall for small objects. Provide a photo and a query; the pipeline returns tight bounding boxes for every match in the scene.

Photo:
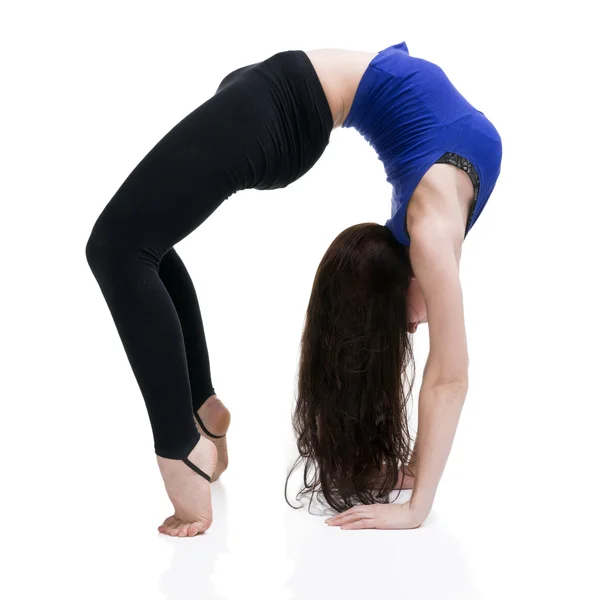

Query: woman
[85,41,502,537]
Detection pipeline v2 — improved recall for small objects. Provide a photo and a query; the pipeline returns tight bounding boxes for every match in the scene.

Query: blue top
[342,41,503,246]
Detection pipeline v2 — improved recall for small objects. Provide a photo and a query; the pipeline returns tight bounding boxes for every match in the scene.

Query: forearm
[406,426,420,474]
[398,407,422,483]
[409,382,467,516]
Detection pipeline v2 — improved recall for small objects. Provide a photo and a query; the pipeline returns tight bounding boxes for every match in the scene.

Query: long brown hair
[285,223,417,513]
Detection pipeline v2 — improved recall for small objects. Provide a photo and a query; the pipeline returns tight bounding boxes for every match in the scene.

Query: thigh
[92,72,277,253]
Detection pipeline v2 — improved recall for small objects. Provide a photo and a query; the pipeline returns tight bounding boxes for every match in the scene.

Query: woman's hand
[325,500,428,530]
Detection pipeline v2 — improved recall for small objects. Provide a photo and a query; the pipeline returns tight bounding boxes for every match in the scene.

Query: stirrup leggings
[85,50,333,459]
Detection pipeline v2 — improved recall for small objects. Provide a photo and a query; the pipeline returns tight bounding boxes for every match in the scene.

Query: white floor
[3,390,598,600]
[2,2,599,599]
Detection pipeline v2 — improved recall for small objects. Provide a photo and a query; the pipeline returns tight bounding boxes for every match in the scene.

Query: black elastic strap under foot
[182,457,212,482]
[194,411,226,439]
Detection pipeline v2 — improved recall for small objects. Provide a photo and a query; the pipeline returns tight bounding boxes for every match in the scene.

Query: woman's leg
[84,53,280,456]
[158,247,230,482]
[158,247,216,414]
[85,49,333,534]
[85,135,233,460]
[85,73,275,534]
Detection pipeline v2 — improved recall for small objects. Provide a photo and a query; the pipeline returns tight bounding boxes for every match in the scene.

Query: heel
[182,455,212,483]
[194,411,226,439]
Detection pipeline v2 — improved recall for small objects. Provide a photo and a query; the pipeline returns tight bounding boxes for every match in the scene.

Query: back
[342,41,503,246]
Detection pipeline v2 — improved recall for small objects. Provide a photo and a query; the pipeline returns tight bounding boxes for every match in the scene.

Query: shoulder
[407,163,471,250]
[407,169,470,386]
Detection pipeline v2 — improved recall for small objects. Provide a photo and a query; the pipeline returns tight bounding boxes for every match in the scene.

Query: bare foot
[156,435,218,536]
[194,395,231,482]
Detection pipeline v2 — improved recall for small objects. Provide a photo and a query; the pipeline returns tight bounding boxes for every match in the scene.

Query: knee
[85,218,128,279]
[86,218,160,282]
[85,221,108,273]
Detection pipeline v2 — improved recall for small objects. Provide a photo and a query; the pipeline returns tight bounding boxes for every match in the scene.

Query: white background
[1,1,599,599]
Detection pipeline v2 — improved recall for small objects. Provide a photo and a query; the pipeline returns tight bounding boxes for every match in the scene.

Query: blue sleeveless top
[342,41,503,246]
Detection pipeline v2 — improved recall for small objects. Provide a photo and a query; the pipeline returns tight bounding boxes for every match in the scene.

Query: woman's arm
[408,382,467,517]
[406,188,470,517]
[403,351,431,478]
[326,182,471,529]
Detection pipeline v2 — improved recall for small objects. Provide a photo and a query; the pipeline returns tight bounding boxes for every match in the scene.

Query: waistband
[296,50,335,134]
[263,50,334,138]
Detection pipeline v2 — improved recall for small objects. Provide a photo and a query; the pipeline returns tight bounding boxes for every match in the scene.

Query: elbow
[423,363,469,391]
[424,357,469,392]
[424,374,469,394]
[438,379,469,394]
[422,380,469,406]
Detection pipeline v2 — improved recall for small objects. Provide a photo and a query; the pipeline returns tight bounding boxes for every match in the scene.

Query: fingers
[325,506,361,525]
[326,506,374,529]
[339,518,373,530]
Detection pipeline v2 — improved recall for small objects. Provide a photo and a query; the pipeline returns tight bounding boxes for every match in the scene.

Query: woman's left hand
[325,500,428,530]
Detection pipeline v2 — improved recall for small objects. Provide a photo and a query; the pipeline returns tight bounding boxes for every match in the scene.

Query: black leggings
[85,50,334,459]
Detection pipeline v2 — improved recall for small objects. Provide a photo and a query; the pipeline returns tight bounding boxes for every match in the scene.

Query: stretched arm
[326,181,470,529]
[409,382,467,516]
[406,186,470,518]
[403,351,430,477]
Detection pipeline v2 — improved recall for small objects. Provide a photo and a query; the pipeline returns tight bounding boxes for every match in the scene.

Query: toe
[158,515,177,533]
[188,522,203,536]
[178,523,191,537]
[172,519,187,536]
[158,516,175,533]
[167,518,182,536]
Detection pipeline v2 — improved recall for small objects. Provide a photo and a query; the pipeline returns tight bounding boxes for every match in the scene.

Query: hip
[214,50,334,189]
